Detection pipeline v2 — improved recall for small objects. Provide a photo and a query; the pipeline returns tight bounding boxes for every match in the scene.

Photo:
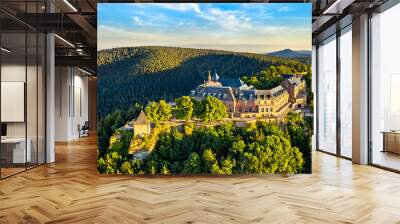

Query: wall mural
[97,3,313,175]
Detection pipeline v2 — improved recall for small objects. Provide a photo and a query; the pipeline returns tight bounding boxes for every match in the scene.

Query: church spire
[212,69,220,81]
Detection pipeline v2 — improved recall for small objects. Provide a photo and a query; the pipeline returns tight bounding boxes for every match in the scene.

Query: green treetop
[201,96,228,122]
[174,96,194,120]
[145,100,172,124]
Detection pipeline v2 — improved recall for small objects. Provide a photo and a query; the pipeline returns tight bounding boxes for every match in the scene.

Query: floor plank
[0,135,399,224]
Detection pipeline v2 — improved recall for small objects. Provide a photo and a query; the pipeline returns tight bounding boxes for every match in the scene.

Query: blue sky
[98,3,311,53]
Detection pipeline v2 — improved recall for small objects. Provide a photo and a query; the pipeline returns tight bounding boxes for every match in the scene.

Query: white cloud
[130,4,282,35]
[198,8,252,31]
[277,6,291,12]
[156,3,201,14]
[196,7,300,36]
[132,16,144,26]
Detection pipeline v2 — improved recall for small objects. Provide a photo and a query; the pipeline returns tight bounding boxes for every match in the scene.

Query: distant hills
[97,46,309,117]
[267,49,311,58]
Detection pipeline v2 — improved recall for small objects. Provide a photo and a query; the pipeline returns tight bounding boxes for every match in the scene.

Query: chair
[79,121,90,138]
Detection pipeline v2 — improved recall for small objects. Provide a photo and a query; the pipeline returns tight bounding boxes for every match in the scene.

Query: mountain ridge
[266,49,311,58]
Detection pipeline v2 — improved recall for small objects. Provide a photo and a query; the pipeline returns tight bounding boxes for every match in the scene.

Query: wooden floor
[0,136,400,224]
[0,167,26,178]
[373,151,400,171]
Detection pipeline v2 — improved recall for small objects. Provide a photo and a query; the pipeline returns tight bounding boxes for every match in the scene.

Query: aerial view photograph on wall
[97,3,313,175]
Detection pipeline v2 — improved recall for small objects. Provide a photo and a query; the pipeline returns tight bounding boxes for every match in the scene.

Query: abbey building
[191,70,306,119]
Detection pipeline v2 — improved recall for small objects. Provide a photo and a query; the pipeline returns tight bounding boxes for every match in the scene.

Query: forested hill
[97,46,308,118]
[266,49,311,59]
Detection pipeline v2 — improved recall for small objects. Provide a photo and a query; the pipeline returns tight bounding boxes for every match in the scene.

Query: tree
[120,161,133,174]
[97,151,123,174]
[101,115,308,175]
[97,104,142,158]
[154,121,305,174]
[184,123,194,136]
[243,135,304,174]
[202,96,228,122]
[210,162,221,174]
[286,112,312,173]
[145,100,172,124]
[203,149,217,173]
[160,163,170,175]
[147,160,158,174]
[158,100,172,121]
[174,96,194,120]
[131,159,144,174]
[303,71,313,111]
[97,157,106,174]
[145,102,160,123]
[220,157,234,174]
[183,152,202,174]
[240,63,312,90]
[108,130,132,157]
[192,97,205,119]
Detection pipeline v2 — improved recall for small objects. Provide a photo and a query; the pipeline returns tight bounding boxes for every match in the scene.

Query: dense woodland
[98,112,311,175]
[97,46,310,118]
[97,95,312,174]
[97,103,143,158]
[242,64,310,89]
[98,95,230,160]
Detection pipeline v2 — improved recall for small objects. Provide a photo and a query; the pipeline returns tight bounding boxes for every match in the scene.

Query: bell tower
[204,70,222,87]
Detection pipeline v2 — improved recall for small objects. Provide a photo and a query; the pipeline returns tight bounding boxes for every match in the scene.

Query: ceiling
[0,0,97,74]
[1,0,393,74]
[311,0,391,43]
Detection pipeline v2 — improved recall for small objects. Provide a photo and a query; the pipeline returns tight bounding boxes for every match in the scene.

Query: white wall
[55,67,69,141]
[1,62,46,164]
[1,64,26,138]
[72,72,89,138]
[55,67,89,141]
